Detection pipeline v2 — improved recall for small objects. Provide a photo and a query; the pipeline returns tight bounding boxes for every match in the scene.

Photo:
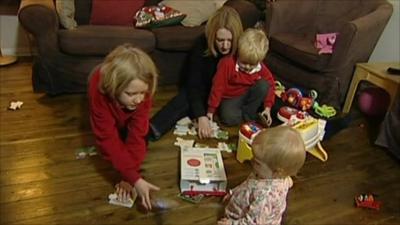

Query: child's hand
[217,218,231,225]
[115,180,133,202]
[261,107,272,126]
[198,116,213,139]
[134,178,160,211]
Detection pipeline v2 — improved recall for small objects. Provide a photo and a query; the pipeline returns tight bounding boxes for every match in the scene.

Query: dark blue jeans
[150,90,189,138]
[219,79,269,126]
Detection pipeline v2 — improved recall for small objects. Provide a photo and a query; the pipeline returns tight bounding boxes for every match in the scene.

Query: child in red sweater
[207,28,275,126]
[88,44,159,210]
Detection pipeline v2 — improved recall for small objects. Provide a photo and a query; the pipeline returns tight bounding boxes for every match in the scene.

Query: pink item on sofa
[315,33,338,54]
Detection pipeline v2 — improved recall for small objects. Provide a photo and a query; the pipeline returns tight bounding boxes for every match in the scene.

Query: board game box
[180,147,227,196]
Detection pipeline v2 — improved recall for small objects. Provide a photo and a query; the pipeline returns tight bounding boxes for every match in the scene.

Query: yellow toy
[290,117,328,161]
[236,122,263,163]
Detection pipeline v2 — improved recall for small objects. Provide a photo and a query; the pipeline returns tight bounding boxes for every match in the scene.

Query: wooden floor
[1,59,399,225]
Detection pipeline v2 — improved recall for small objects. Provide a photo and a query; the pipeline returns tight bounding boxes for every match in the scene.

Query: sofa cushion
[55,0,77,29]
[152,25,204,51]
[160,0,223,27]
[89,0,145,26]
[270,32,332,72]
[135,5,186,29]
[58,25,155,56]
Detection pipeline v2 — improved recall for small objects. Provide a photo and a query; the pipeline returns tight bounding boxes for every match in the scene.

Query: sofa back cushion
[58,25,156,56]
[89,0,145,26]
[74,0,92,25]
[74,0,163,25]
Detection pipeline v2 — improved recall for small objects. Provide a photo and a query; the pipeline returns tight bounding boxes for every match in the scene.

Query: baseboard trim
[1,47,36,56]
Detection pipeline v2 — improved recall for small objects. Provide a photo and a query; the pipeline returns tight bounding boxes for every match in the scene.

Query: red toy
[281,88,316,111]
[355,194,381,210]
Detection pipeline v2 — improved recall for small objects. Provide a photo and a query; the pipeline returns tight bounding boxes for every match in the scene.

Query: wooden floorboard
[0,60,399,225]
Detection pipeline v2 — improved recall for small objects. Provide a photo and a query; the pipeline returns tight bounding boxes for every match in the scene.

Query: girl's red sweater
[88,69,151,185]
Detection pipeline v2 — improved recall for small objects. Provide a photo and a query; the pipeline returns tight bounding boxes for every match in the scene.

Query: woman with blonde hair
[208,28,275,126]
[150,6,243,140]
[88,44,159,211]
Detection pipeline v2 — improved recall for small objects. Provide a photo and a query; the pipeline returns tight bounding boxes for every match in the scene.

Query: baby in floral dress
[218,126,306,225]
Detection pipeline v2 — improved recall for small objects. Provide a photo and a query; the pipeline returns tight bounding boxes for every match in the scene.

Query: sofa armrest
[329,3,393,68]
[224,0,261,29]
[265,0,318,36]
[18,0,60,55]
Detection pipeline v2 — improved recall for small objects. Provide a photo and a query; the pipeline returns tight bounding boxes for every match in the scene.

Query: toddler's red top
[208,56,275,113]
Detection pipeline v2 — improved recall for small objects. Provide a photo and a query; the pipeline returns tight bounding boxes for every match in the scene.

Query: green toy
[313,102,337,118]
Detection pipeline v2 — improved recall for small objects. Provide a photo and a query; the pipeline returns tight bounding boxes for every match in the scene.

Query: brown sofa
[18,0,260,94]
[264,0,393,109]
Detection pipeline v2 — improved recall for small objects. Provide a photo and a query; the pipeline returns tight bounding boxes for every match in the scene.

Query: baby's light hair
[99,44,158,99]
[252,126,306,178]
[238,28,269,65]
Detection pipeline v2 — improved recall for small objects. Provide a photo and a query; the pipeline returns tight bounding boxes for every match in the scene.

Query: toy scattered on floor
[8,100,24,110]
[215,130,229,140]
[75,146,97,159]
[281,88,316,111]
[313,102,336,118]
[194,143,209,148]
[275,81,336,118]
[173,116,228,139]
[236,122,263,163]
[174,137,195,150]
[218,142,233,153]
[177,193,204,203]
[108,191,137,208]
[355,194,381,210]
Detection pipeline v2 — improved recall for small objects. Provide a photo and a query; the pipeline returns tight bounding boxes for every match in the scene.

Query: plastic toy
[275,81,337,118]
[281,115,328,161]
[277,106,309,123]
[355,194,381,210]
[313,102,336,118]
[236,122,263,163]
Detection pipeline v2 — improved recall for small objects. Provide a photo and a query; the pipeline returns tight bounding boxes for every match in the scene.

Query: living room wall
[1,0,399,61]
[369,0,400,62]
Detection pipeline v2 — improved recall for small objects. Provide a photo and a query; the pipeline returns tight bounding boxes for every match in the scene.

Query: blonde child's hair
[205,6,243,57]
[252,126,306,178]
[238,28,269,65]
[99,44,158,99]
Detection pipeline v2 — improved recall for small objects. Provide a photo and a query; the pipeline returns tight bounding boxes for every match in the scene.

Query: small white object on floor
[218,142,232,153]
[8,101,23,110]
[108,193,135,208]
[174,137,195,150]
[188,126,197,135]
[176,116,192,126]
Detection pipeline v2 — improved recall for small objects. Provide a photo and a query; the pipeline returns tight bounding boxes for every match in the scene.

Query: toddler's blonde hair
[252,126,306,178]
[100,44,158,99]
[238,28,269,65]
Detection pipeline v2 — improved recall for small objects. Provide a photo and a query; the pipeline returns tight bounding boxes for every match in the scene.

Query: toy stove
[236,122,263,163]
[277,106,328,161]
